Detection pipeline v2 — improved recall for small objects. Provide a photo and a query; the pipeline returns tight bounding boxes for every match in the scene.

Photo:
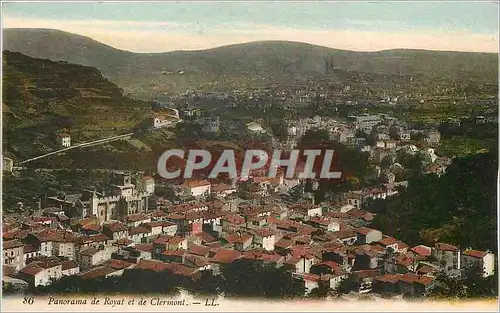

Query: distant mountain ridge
[3,28,498,98]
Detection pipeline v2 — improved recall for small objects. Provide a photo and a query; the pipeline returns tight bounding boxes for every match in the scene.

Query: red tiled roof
[153,235,173,245]
[126,213,150,222]
[21,264,44,276]
[354,227,378,236]
[416,265,438,275]
[299,273,321,282]
[169,263,199,277]
[411,245,432,257]
[242,251,283,263]
[149,210,168,218]
[463,249,488,258]
[435,242,458,252]
[166,213,185,220]
[285,256,301,265]
[3,239,23,250]
[79,266,116,279]
[3,229,30,241]
[82,224,101,232]
[224,214,245,225]
[185,254,209,268]
[33,229,78,242]
[62,260,79,270]
[104,222,128,233]
[168,236,186,245]
[135,244,153,253]
[224,233,253,244]
[275,239,294,249]
[89,233,110,243]
[183,179,211,188]
[195,231,217,244]
[211,183,235,193]
[315,261,343,275]
[211,249,241,264]
[396,241,409,250]
[101,259,134,270]
[416,275,435,286]
[189,245,211,257]
[352,269,381,279]
[396,254,415,267]
[162,249,187,257]
[375,274,400,284]
[135,259,170,272]
[129,226,149,235]
[399,273,419,284]
[378,237,398,246]
[251,228,274,238]
[80,247,100,257]
[23,244,38,254]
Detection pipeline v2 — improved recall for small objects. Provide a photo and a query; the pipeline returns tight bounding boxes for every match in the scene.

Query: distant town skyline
[2,1,499,53]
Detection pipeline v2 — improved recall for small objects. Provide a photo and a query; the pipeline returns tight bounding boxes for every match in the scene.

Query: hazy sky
[2,1,499,52]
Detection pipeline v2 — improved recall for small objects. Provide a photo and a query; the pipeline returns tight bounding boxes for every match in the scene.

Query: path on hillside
[16,119,181,166]
[17,132,135,165]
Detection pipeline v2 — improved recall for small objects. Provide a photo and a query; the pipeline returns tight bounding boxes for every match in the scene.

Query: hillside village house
[250,228,276,251]
[23,245,41,266]
[183,180,211,197]
[310,261,348,289]
[56,133,71,147]
[211,183,237,198]
[3,157,13,172]
[138,175,155,196]
[354,227,383,244]
[285,254,319,274]
[102,222,129,242]
[432,243,460,273]
[19,257,63,287]
[224,233,253,251]
[152,235,188,259]
[61,260,80,276]
[152,110,178,129]
[3,240,25,270]
[461,250,495,277]
[78,247,106,270]
[125,213,151,227]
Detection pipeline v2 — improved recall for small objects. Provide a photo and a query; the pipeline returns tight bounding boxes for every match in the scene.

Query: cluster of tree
[366,149,497,251]
[439,120,497,141]
[34,269,182,295]
[220,260,305,298]
[297,129,370,193]
[3,169,111,211]
[32,261,305,299]
[267,119,288,142]
[429,265,498,299]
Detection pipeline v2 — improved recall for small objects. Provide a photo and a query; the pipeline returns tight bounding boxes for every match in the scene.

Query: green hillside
[2,50,151,160]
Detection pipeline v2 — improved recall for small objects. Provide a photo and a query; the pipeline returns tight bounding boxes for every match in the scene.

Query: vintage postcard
[1,1,498,312]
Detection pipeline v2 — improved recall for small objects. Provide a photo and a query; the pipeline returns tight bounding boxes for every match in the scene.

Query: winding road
[16,117,181,166]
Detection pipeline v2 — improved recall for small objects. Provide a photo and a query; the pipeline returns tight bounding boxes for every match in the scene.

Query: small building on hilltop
[56,133,71,147]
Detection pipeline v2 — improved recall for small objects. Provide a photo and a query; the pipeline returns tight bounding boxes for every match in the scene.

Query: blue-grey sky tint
[2,1,499,52]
